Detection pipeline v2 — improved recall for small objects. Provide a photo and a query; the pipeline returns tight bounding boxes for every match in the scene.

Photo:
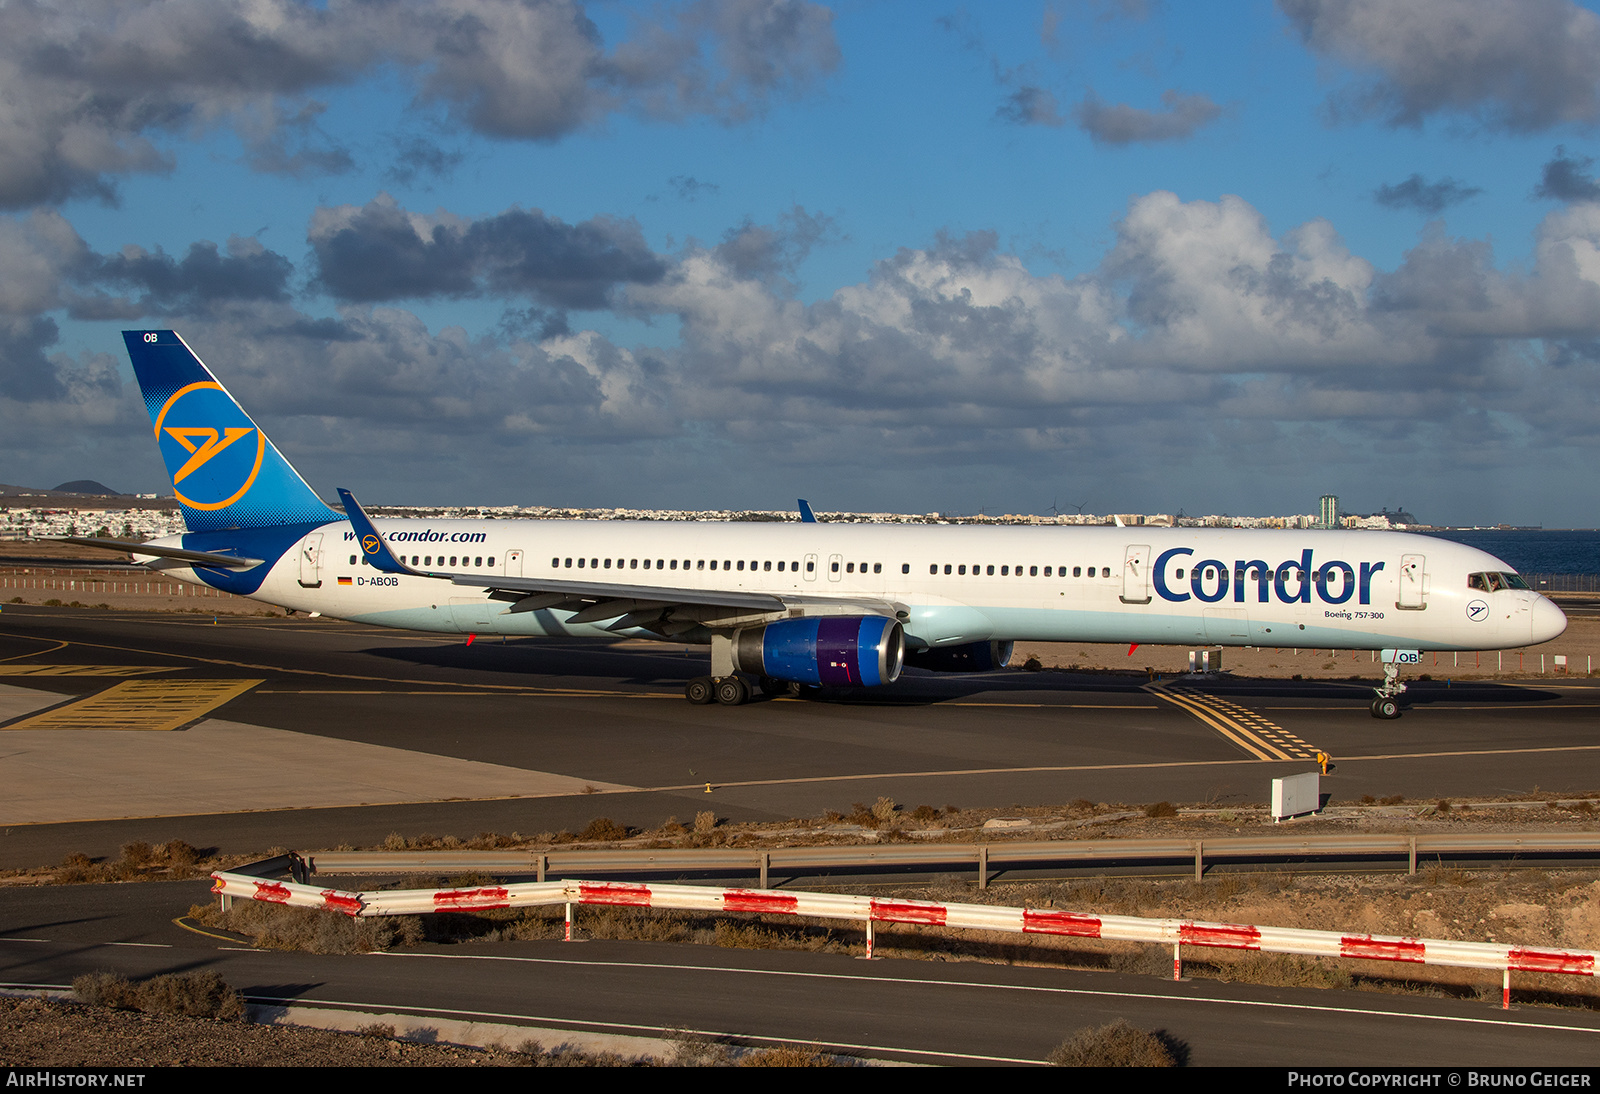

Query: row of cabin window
[348,554,496,568]
[548,555,1118,580]
[556,557,819,573]
[1179,566,1354,581]
[929,564,1114,578]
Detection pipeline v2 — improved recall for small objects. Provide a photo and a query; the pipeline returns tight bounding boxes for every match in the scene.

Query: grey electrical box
[1272,771,1321,822]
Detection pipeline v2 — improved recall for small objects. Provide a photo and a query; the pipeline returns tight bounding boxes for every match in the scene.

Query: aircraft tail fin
[122,330,339,532]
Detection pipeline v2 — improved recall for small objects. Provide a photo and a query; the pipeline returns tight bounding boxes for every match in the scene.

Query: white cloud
[1281,0,1600,132]
[0,0,842,208]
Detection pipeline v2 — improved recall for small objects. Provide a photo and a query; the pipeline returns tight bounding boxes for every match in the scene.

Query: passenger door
[1120,544,1152,604]
[1397,553,1427,609]
[298,533,323,588]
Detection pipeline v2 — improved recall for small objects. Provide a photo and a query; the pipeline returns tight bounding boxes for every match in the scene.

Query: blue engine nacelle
[903,639,1014,673]
[732,615,905,687]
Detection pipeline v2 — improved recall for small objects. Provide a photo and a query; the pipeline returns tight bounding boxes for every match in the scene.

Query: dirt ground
[0,995,543,1067]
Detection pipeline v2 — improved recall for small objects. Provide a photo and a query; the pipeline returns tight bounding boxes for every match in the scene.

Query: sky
[6,0,1600,527]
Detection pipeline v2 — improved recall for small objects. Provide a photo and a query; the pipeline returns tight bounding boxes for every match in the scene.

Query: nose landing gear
[1370,653,1412,719]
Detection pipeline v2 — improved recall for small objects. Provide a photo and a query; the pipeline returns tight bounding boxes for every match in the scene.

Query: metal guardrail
[303,830,1600,889]
[211,867,1599,1010]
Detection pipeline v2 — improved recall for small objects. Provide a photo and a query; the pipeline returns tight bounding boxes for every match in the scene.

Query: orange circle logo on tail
[154,382,266,511]
[362,535,381,554]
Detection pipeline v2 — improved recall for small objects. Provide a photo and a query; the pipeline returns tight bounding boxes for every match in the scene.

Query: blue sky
[8,0,1600,527]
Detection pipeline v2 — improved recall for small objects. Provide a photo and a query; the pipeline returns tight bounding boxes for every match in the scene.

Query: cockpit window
[1469,571,1530,592]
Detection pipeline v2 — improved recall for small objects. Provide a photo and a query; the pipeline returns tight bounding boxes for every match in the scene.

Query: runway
[0,604,1596,867]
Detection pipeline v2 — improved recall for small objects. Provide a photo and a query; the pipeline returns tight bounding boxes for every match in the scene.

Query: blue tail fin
[123,330,338,531]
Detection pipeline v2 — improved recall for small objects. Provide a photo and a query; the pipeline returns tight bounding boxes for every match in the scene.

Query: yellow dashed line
[1,679,263,732]
[1145,681,1321,761]
[0,665,174,677]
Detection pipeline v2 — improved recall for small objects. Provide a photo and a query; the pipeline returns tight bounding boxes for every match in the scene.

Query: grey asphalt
[0,605,1597,867]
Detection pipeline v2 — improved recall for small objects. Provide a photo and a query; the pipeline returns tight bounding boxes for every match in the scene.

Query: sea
[1417,529,1600,575]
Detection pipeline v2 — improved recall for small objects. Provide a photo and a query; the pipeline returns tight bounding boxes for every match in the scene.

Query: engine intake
[904,640,1014,673]
[733,616,904,687]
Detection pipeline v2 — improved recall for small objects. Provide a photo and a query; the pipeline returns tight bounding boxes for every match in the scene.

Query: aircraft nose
[1531,595,1568,645]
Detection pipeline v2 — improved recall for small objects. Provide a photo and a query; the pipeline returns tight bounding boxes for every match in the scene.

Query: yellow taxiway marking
[172,917,248,943]
[0,639,70,664]
[1145,681,1321,762]
[0,664,174,677]
[1,679,263,732]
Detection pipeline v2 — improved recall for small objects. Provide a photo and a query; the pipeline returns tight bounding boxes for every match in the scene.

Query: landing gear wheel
[715,676,749,706]
[758,676,798,698]
[685,676,714,705]
[1370,697,1401,720]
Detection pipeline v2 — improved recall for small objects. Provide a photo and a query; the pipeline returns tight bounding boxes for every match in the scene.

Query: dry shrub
[578,817,628,842]
[694,811,717,835]
[74,970,245,1022]
[1047,1020,1179,1067]
[739,1044,835,1067]
[189,899,421,954]
[1193,952,1352,991]
[871,797,897,825]
[160,840,199,868]
[1144,801,1178,818]
[669,1033,734,1067]
[910,805,938,822]
[55,852,98,884]
[356,1023,397,1039]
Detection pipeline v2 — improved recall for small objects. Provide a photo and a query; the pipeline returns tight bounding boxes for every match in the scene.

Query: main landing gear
[1370,658,1407,720]
[686,675,802,705]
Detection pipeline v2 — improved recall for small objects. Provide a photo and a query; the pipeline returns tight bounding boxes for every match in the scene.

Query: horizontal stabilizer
[50,536,265,570]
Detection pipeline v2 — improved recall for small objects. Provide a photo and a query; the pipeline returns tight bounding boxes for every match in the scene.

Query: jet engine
[903,639,1014,673]
[732,615,904,687]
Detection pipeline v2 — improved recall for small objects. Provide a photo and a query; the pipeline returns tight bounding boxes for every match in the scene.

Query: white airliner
[63,330,1567,719]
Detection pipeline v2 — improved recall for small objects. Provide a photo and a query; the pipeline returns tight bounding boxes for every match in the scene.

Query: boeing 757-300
[58,330,1568,718]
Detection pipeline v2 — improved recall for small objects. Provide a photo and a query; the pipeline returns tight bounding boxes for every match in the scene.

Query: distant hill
[0,482,177,509]
[52,480,122,496]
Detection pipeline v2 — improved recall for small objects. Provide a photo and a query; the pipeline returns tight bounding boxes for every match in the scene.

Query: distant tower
[1319,494,1338,529]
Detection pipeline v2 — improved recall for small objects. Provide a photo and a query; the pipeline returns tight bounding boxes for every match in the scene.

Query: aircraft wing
[337,488,897,628]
